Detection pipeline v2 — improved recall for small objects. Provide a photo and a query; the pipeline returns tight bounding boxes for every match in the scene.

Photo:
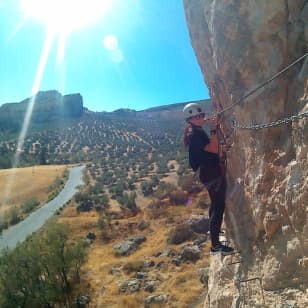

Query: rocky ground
[60,188,214,307]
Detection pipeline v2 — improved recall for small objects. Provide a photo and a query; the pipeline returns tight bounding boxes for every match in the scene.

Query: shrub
[117,192,138,215]
[153,182,176,200]
[177,165,185,176]
[147,199,167,219]
[141,181,154,196]
[0,216,8,233]
[178,175,194,191]
[169,190,188,205]
[22,198,40,214]
[122,260,144,274]
[98,216,105,230]
[178,175,203,194]
[5,206,21,225]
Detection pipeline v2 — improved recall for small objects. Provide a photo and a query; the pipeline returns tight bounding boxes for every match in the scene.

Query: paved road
[0,165,85,251]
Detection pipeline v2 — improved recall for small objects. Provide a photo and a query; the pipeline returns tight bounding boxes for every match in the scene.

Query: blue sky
[0,0,209,112]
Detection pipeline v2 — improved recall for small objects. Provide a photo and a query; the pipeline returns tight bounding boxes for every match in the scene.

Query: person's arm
[203,116,219,153]
[204,132,219,153]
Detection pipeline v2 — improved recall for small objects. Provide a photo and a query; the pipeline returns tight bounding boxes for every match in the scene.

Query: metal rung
[225,251,242,264]
[228,260,243,265]
[239,277,260,283]
[224,251,241,256]
[222,250,241,257]
[239,277,265,305]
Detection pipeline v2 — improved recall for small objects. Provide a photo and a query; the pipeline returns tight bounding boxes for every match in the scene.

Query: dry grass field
[60,191,211,308]
[0,165,68,212]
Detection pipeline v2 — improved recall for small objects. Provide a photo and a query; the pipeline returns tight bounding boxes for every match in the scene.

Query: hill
[0,92,211,169]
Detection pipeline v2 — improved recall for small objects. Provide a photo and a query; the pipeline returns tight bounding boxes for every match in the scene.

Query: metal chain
[232,110,308,130]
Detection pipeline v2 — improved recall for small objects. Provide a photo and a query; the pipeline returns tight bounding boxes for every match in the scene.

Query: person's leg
[208,177,226,247]
[215,177,226,233]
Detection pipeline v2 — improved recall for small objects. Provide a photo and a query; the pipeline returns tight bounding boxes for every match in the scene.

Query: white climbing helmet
[183,102,204,119]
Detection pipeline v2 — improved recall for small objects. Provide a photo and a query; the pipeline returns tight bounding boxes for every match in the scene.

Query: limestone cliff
[183,0,307,306]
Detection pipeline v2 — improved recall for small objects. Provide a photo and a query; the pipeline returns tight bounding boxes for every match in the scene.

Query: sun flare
[20,0,111,33]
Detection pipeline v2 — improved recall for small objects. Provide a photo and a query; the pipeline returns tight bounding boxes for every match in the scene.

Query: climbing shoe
[210,244,234,255]
[207,230,225,235]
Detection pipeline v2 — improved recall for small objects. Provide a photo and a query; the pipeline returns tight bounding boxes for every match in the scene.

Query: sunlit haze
[20,0,111,33]
[0,0,209,112]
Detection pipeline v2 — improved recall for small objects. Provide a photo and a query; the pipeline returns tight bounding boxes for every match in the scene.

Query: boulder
[167,224,196,244]
[199,267,210,285]
[144,293,169,307]
[119,279,141,293]
[193,234,208,246]
[171,257,181,266]
[184,215,210,234]
[144,281,157,293]
[156,261,165,269]
[180,245,201,262]
[136,272,148,279]
[110,268,121,276]
[75,294,90,307]
[144,260,155,268]
[137,220,149,230]
[113,235,146,256]
[160,248,177,257]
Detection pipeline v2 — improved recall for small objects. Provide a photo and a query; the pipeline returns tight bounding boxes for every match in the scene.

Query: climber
[183,102,234,255]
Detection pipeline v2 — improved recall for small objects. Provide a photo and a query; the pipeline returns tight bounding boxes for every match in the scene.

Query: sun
[20,0,111,33]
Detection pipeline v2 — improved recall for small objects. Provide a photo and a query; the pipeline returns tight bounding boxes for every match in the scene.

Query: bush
[178,175,203,194]
[98,216,105,230]
[178,175,194,191]
[0,216,8,233]
[147,199,168,219]
[22,198,40,214]
[141,181,154,196]
[122,260,144,274]
[177,165,185,176]
[117,192,138,215]
[153,182,176,200]
[5,206,21,225]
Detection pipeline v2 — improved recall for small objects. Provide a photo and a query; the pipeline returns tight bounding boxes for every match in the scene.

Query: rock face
[184,0,307,306]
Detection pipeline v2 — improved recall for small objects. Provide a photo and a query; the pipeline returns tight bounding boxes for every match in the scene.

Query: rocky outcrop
[184,0,307,306]
[0,90,83,131]
[113,235,146,256]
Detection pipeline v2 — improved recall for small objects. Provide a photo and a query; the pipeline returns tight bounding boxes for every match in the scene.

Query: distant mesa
[0,90,83,132]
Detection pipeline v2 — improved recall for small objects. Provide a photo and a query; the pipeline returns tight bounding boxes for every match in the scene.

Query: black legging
[199,164,226,247]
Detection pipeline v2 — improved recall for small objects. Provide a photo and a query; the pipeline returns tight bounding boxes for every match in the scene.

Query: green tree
[0,221,87,307]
